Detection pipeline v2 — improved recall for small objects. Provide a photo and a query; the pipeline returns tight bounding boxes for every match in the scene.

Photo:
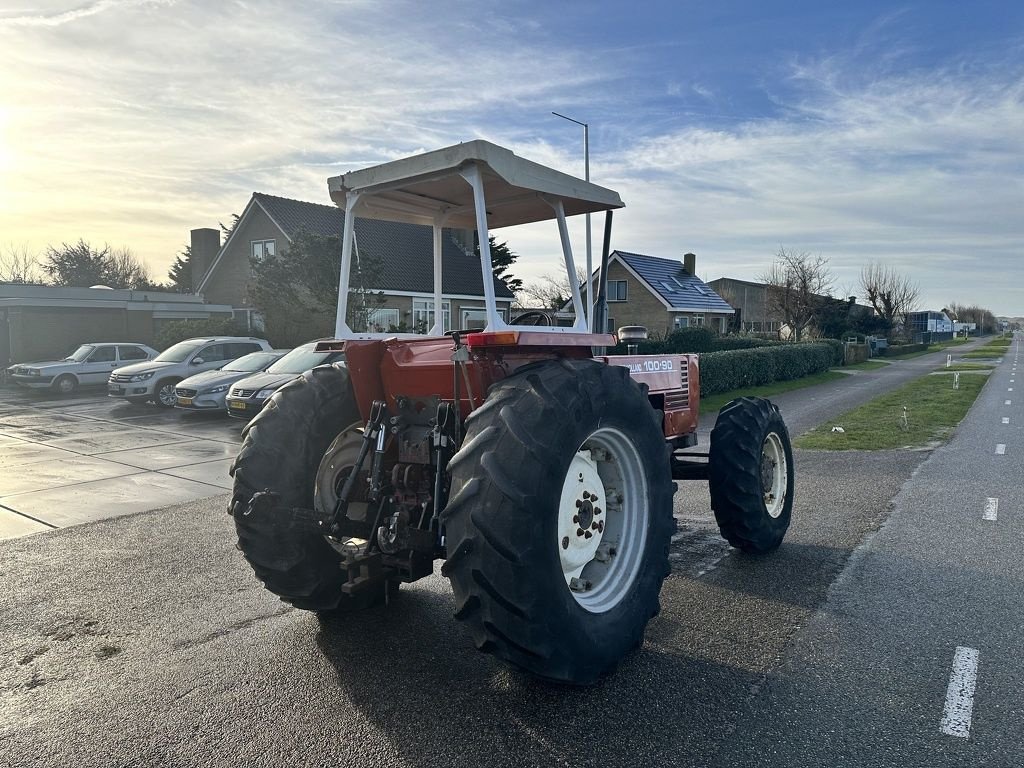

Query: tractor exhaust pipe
[593,210,613,353]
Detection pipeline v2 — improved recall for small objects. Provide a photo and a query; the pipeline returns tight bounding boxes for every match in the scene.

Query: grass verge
[794,372,987,450]
[700,370,848,414]
[962,350,1005,359]
[940,362,996,371]
[842,360,890,371]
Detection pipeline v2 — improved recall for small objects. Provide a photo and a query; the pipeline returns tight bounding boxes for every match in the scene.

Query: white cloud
[587,57,1024,314]
[0,0,175,28]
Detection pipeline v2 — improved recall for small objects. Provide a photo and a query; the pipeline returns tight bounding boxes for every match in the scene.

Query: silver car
[174,350,288,412]
[9,342,157,394]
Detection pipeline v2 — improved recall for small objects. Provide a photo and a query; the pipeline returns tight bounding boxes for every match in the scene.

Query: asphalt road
[0,337,1014,767]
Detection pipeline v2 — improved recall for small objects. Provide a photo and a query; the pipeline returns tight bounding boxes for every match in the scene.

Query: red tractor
[230,141,794,684]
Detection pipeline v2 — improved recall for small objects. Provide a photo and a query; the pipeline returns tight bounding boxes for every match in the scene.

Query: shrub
[154,317,248,350]
[812,337,845,366]
[882,343,928,357]
[698,343,836,396]
[610,328,780,355]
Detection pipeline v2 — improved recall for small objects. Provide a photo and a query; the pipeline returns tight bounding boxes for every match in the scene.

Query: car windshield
[223,352,281,373]
[153,340,205,363]
[266,346,334,374]
[65,345,95,362]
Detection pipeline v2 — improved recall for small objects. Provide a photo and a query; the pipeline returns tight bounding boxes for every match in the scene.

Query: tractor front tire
[230,364,385,612]
[709,397,794,554]
[442,359,674,684]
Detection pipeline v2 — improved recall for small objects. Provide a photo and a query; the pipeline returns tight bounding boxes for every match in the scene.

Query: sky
[0,0,1022,314]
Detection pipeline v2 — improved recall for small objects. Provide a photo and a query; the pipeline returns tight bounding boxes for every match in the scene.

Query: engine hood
[230,371,299,393]
[178,368,255,391]
[112,361,178,376]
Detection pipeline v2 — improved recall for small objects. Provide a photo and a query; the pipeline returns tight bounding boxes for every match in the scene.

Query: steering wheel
[511,310,553,326]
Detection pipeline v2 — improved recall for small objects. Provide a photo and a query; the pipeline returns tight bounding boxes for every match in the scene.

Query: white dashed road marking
[1003,417,1010,424]
[1006,400,1012,406]
[984,497,998,521]
[940,647,980,738]
[996,444,1006,455]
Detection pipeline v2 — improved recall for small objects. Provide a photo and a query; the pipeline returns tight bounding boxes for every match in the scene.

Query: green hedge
[882,343,928,356]
[698,343,837,396]
[610,327,783,355]
[155,318,249,351]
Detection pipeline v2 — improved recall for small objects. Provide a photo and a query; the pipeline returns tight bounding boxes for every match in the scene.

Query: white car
[108,336,272,407]
[9,342,157,394]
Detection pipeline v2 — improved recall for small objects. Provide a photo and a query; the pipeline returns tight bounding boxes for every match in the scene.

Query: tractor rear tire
[442,359,674,684]
[709,397,794,554]
[230,364,385,612]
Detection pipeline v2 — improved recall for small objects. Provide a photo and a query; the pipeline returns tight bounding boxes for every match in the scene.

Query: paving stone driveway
[0,385,242,539]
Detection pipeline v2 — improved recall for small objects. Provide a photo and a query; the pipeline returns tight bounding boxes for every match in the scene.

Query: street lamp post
[551,111,592,331]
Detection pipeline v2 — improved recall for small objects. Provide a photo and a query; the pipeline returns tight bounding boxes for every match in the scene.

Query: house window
[251,239,276,261]
[674,316,689,329]
[692,314,705,327]
[608,280,627,302]
[412,298,451,334]
[367,308,400,333]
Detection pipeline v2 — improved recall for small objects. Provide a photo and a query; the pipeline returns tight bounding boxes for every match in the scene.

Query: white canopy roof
[327,139,624,229]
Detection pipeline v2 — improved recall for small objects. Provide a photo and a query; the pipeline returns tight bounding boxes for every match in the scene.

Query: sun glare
[0,104,12,173]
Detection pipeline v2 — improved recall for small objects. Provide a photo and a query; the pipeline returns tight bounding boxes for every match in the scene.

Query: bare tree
[860,262,919,334]
[517,267,588,310]
[0,243,43,283]
[761,247,833,341]
[107,246,158,290]
[948,302,998,335]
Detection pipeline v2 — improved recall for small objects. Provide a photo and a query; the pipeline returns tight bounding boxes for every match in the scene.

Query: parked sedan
[9,342,157,393]
[225,342,345,419]
[174,350,289,412]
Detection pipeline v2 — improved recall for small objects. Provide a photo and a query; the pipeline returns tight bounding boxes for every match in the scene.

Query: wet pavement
[0,386,243,539]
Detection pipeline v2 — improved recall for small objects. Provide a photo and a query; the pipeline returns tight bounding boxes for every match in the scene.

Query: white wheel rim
[761,432,788,519]
[557,426,648,614]
[158,385,177,406]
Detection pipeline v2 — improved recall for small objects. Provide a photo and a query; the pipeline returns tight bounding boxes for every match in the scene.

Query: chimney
[190,228,220,292]
[683,252,696,275]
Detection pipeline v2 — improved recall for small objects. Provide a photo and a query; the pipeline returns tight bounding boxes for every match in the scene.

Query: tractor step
[670,451,710,481]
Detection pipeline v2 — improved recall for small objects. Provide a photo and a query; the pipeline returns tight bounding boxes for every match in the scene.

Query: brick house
[193,193,515,334]
[563,251,734,334]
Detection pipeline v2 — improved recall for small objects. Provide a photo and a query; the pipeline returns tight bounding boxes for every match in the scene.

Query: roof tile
[616,251,734,314]
[252,193,515,299]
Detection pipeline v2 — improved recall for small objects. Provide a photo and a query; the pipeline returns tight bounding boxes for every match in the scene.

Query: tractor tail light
[465,331,520,347]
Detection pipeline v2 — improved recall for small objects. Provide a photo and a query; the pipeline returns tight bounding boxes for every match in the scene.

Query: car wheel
[155,379,180,408]
[53,374,78,395]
